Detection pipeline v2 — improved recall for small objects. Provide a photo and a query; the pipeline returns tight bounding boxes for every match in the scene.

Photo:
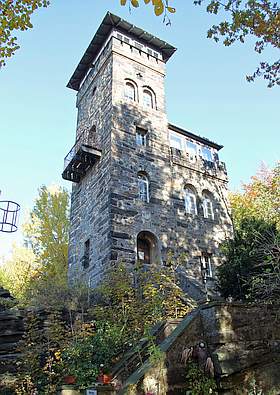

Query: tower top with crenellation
[67,12,176,91]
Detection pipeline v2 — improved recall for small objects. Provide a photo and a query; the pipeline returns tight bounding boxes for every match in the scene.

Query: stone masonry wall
[109,34,232,298]
[67,30,233,294]
[68,41,114,285]
[119,303,280,394]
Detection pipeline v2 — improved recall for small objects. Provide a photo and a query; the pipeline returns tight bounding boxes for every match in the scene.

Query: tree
[1,1,279,86]
[0,0,49,67]
[217,162,280,301]
[230,162,280,230]
[0,185,70,305]
[218,217,278,300]
[23,185,69,280]
[0,244,38,303]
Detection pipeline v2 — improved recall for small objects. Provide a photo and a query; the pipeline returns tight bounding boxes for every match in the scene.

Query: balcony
[62,130,102,183]
[170,147,227,180]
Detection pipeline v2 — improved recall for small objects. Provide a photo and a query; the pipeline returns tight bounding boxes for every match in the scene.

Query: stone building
[63,12,233,299]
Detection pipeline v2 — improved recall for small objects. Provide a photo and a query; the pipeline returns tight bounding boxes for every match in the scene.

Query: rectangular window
[201,146,213,162]
[201,254,213,278]
[135,42,143,50]
[186,141,197,161]
[136,127,147,146]
[169,132,183,151]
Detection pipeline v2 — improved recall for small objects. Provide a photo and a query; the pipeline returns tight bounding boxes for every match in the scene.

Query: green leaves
[196,0,280,87]
[0,0,50,67]
[218,163,280,301]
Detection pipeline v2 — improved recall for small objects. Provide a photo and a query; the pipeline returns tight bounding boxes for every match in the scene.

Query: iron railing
[63,129,98,171]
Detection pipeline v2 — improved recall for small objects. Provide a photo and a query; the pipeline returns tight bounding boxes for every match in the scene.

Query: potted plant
[98,364,112,384]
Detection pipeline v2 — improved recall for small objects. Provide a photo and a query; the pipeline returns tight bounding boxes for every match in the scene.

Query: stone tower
[63,13,232,299]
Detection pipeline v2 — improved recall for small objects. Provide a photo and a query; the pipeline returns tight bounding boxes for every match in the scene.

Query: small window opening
[88,125,96,146]
[138,172,149,203]
[92,86,97,97]
[135,42,143,50]
[200,253,213,279]
[136,127,148,146]
[82,239,90,269]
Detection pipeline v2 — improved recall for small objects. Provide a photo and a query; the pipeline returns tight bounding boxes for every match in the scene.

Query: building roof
[67,12,177,91]
[168,123,223,150]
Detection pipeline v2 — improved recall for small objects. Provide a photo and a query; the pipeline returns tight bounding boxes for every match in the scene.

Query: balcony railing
[62,130,102,183]
[170,147,227,178]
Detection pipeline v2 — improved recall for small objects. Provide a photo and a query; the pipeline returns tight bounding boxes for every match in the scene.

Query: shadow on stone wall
[108,101,233,301]
[118,302,280,395]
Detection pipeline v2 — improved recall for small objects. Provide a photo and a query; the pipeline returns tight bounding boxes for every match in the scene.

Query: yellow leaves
[167,6,176,13]
[131,0,140,7]
[120,0,176,16]
[54,350,61,360]
[154,2,164,16]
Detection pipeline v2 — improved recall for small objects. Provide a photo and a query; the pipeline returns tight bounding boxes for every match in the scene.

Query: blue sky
[0,0,279,256]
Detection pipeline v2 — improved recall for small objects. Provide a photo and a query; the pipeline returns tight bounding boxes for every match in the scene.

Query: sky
[0,0,279,257]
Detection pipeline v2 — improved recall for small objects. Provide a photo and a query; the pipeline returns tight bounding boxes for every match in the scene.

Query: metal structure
[0,200,20,233]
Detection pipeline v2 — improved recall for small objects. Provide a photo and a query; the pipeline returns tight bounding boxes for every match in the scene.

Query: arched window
[137,231,159,265]
[143,87,155,109]
[202,191,214,219]
[125,80,137,101]
[138,172,149,202]
[184,186,197,215]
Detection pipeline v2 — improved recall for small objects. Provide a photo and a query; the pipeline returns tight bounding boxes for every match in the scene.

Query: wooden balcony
[62,132,102,182]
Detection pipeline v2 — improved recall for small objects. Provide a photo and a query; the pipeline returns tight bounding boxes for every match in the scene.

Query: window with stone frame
[200,253,213,279]
[202,191,214,220]
[136,127,148,146]
[143,87,155,109]
[138,172,149,202]
[125,80,137,101]
[184,186,197,215]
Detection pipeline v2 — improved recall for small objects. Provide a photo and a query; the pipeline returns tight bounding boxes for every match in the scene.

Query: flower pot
[98,373,112,384]
[63,375,76,385]
[102,374,112,384]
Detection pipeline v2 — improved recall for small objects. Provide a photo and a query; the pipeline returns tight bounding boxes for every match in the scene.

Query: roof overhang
[67,12,177,91]
[168,123,223,150]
